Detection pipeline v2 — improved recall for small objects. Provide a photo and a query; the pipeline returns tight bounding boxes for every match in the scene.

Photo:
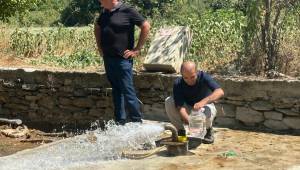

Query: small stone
[250,101,273,111]
[264,120,289,130]
[283,117,300,129]
[236,107,264,123]
[264,111,283,120]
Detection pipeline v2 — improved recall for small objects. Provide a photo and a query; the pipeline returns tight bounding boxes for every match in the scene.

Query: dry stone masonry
[0,67,299,131]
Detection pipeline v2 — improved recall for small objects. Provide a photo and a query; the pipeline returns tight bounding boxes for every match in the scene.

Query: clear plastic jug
[188,109,206,139]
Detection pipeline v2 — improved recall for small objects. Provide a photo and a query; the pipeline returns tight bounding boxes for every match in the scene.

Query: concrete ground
[72,128,300,170]
[1,127,299,170]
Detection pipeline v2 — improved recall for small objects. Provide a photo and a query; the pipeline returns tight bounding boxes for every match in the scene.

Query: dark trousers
[103,57,142,122]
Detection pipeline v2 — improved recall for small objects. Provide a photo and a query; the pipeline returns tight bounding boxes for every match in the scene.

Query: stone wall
[0,67,299,130]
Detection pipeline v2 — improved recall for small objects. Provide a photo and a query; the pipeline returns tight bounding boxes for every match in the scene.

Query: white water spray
[0,121,164,170]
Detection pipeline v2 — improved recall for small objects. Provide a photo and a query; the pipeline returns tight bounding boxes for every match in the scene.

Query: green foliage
[9,25,96,58]
[0,0,38,21]
[240,0,300,76]
[60,0,99,26]
[125,0,178,17]
[7,0,70,26]
[2,0,300,75]
[151,2,246,71]
[206,0,234,10]
[32,50,102,69]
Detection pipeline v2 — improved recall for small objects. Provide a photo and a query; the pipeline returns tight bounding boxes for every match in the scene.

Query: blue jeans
[103,57,142,123]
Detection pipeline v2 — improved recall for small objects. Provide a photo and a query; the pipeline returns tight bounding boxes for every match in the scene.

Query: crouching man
[165,61,224,144]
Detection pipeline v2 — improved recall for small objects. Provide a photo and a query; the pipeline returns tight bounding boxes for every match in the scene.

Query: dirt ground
[1,126,299,170]
[0,125,64,157]
[76,128,300,170]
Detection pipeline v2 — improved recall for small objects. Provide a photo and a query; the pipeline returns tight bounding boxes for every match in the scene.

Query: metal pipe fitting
[164,124,178,142]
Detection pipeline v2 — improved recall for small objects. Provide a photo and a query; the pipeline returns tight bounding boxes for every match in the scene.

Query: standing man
[165,61,224,144]
[94,0,150,125]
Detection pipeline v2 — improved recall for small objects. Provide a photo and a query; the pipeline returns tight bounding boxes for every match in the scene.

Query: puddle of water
[0,121,164,170]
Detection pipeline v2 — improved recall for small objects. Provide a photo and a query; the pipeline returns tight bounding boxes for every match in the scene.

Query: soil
[1,127,299,170]
[90,128,300,170]
[0,125,63,157]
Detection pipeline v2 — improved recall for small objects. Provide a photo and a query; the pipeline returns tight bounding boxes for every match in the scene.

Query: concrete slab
[143,26,192,73]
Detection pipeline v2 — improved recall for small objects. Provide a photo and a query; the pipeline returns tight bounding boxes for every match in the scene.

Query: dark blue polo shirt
[97,3,145,58]
[173,71,221,107]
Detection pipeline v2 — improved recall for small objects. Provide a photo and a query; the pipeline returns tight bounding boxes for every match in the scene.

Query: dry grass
[279,29,300,77]
[0,24,299,76]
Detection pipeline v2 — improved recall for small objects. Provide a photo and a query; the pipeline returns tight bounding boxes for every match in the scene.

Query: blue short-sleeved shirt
[173,71,221,107]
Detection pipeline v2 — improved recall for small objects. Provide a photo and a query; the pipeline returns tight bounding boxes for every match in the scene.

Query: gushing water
[0,121,164,170]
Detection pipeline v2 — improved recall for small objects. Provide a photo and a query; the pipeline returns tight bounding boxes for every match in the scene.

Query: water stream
[0,121,164,170]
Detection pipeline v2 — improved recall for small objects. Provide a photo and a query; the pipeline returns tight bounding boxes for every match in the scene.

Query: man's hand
[123,48,140,59]
[123,21,150,59]
[193,100,207,110]
[194,88,224,110]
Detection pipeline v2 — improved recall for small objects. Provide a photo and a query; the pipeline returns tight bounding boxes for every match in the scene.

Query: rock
[250,101,273,111]
[222,100,246,106]
[276,108,299,116]
[88,109,101,116]
[58,105,83,113]
[143,104,152,113]
[236,107,264,123]
[25,95,40,101]
[214,117,237,127]
[3,81,15,88]
[263,120,289,130]
[273,98,297,108]
[291,107,299,113]
[215,103,236,118]
[73,98,94,108]
[73,110,89,119]
[96,98,111,108]
[226,96,244,101]
[74,89,87,97]
[28,112,38,119]
[283,117,300,129]
[38,97,55,109]
[64,79,72,86]
[143,26,192,73]
[59,97,72,106]
[0,96,8,103]
[84,88,101,95]
[4,103,28,110]
[30,102,39,109]
[104,107,113,115]
[22,84,38,91]
[263,111,283,120]
[143,105,168,121]
[0,107,10,116]
[243,122,256,127]
[59,86,74,93]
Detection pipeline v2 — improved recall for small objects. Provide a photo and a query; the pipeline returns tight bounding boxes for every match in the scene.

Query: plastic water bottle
[188,109,206,139]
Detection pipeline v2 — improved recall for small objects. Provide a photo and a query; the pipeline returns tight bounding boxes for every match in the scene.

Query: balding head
[180,61,197,74]
[180,61,198,86]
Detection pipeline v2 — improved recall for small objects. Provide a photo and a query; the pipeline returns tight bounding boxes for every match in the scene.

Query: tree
[60,0,99,26]
[242,0,300,76]
[0,0,38,21]
[125,0,178,17]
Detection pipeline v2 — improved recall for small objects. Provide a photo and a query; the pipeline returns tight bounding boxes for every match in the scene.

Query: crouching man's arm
[193,88,224,110]
[178,106,189,125]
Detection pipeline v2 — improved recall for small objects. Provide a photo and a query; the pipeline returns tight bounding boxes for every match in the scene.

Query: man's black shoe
[131,119,143,123]
[202,128,214,144]
[116,119,126,126]
[187,137,202,150]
